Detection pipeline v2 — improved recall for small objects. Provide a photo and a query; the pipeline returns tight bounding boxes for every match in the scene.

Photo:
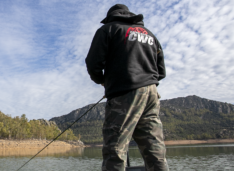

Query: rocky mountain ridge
[50,102,106,125]
[50,95,234,124]
[161,95,234,114]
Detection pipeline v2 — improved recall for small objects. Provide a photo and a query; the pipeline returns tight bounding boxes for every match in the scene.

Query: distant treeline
[58,120,103,144]
[58,108,234,144]
[0,111,78,141]
[160,108,234,140]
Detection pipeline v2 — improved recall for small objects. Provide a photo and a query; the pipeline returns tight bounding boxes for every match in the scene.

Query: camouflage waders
[102,84,169,171]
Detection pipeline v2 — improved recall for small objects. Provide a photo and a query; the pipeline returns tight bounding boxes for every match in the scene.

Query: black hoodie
[85,4,166,100]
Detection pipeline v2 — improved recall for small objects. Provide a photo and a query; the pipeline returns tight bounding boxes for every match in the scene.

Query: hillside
[50,95,234,144]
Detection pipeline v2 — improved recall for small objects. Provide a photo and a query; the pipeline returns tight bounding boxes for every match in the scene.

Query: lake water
[0,143,234,171]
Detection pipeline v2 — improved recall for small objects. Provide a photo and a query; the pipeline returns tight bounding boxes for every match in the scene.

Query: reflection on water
[166,143,234,157]
[0,144,233,171]
[165,144,234,171]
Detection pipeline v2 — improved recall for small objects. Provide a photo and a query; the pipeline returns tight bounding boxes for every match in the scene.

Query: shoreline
[1,139,234,149]
[164,139,234,146]
[85,139,234,147]
[0,139,233,157]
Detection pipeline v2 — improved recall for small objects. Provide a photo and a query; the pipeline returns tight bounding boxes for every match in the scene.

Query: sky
[0,0,233,120]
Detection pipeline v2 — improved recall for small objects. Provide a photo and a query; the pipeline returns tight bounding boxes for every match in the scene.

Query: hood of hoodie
[101,4,144,26]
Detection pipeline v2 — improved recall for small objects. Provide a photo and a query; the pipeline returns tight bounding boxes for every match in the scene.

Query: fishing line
[16,96,105,171]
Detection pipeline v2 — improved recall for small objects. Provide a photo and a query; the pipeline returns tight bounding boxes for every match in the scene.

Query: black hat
[101,4,130,24]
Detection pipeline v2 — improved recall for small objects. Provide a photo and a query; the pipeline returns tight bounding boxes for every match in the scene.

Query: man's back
[85,6,165,100]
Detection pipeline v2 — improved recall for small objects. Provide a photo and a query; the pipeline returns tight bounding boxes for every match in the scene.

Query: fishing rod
[16,96,105,171]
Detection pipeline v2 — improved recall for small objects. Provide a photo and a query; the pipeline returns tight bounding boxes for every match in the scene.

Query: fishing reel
[126,151,145,171]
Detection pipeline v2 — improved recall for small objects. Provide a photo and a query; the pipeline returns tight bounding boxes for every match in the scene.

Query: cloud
[137,0,234,104]
[0,0,233,120]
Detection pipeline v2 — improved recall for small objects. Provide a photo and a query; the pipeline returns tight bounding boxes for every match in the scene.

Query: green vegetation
[2,106,233,145]
[58,120,103,144]
[58,108,234,144]
[0,111,78,141]
[160,108,234,140]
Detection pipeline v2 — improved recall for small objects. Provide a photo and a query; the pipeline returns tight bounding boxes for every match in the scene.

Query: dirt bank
[164,139,234,146]
[0,146,82,157]
[0,139,85,157]
[0,139,83,149]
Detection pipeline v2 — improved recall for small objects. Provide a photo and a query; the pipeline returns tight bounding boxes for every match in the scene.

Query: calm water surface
[0,143,234,171]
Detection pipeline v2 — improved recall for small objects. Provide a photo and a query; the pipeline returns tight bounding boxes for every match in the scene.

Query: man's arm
[85,28,108,84]
[155,40,166,81]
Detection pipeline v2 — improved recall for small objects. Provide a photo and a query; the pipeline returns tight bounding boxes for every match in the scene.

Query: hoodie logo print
[125,27,154,45]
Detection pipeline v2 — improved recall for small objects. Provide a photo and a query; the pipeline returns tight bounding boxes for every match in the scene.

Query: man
[85,4,169,171]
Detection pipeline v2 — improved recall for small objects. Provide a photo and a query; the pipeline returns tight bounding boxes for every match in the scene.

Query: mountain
[50,95,234,144]
[50,102,106,125]
[160,95,234,114]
